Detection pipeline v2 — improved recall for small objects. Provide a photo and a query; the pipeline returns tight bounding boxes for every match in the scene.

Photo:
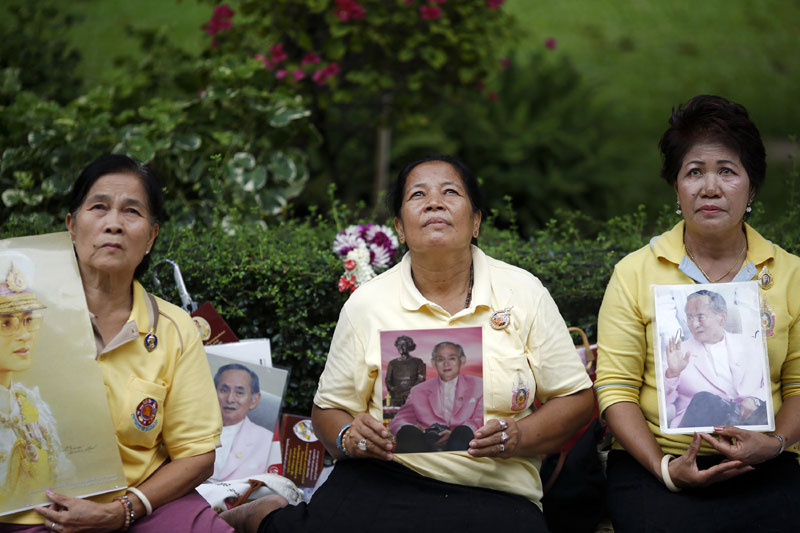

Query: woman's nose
[700,174,721,196]
[424,192,444,210]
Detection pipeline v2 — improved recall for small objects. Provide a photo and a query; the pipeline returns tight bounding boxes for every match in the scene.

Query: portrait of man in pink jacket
[663,289,768,429]
[390,341,483,452]
[211,364,273,481]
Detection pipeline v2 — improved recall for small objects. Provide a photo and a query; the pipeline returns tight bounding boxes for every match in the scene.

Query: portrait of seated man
[211,363,273,481]
[664,289,767,428]
[389,341,483,452]
[384,334,426,407]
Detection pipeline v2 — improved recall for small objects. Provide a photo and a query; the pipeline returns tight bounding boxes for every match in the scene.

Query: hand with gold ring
[35,488,129,533]
[345,412,395,460]
[468,417,520,458]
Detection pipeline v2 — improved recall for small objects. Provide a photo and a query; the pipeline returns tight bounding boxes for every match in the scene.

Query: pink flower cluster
[255,45,339,85]
[312,62,341,85]
[204,4,234,36]
[420,5,442,19]
[486,0,504,9]
[545,37,557,50]
[334,0,366,21]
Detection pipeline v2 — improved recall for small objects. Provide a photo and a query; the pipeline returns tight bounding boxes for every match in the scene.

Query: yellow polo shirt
[314,245,592,505]
[4,281,222,524]
[595,221,800,455]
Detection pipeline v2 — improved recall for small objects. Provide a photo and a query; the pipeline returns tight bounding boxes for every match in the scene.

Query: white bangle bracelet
[660,454,681,493]
[127,486,153,516]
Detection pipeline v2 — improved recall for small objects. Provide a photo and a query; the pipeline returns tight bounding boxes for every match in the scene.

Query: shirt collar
[93,281,157,356]
[399,245,491,314]
[650,221,776,283]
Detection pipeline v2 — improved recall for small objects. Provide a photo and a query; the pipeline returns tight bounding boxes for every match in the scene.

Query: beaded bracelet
[336,423,352,457]
[116,495,134,531]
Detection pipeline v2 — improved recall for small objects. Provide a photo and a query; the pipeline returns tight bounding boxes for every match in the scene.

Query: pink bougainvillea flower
[545,37,557,50]
[486,0,504,9]
[204,4,235,36]
[420,5,442,19]
[488,92,498,100]
[275,69,288,79]
[501,57,511,71]
[476,80,485,91]
[334,0,366,22]
[269,43,288,63]
[404,0,414,4]
[213,4,234,19]
[292,68,306,82]
[312,62,341,85]
[301,52,321,66]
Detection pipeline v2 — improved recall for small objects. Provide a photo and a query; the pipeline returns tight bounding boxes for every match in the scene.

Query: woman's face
[66,173,159,279]
[0,311,40,378]
[394,162,481,254]
[675,142,753,237]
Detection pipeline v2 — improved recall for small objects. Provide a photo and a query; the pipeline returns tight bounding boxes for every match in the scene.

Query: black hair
[658,95,766,196]
[68,154,165,279]
[214,363,260,394]
[387,155,484,245]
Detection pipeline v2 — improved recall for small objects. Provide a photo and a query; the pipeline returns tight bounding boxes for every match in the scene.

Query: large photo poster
[381,327,483,453]
[652,281,774,434]
[0,233,126,516]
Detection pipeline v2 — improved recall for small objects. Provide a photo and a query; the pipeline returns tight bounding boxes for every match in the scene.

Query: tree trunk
[373,94,392,215]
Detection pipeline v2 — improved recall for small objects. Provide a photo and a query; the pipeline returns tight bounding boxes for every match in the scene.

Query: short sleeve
[161,322,222,459]
[594,266,647,415]
[314,306,373,414]
[528,286,593,403]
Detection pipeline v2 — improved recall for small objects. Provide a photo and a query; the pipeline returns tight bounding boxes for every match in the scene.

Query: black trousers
[606,450,800,533]
[261,459,548,533]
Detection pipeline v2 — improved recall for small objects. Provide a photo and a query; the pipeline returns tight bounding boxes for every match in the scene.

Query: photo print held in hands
[653,282,774,434]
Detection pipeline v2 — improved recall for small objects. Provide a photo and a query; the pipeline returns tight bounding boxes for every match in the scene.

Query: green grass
[506,0,800,218]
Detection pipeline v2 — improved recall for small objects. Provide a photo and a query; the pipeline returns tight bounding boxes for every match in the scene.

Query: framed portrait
[652,281,774,434]
[380,326,483,453]
[0,233,126,516]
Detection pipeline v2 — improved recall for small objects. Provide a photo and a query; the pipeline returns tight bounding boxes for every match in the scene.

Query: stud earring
[746,203,752,213]
[675,201,682,216]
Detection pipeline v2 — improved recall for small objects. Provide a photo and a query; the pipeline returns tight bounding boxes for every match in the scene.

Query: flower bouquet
[333,224,399,293]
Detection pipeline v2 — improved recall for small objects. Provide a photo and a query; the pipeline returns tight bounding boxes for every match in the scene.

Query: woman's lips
[424,217,448,227]
[698,205,723,214]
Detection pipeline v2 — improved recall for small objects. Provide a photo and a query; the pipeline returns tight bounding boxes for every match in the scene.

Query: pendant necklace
[685,240,747,283]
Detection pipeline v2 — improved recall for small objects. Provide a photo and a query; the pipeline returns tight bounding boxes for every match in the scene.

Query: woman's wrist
[660,454,682,492]
[766,433,785,458]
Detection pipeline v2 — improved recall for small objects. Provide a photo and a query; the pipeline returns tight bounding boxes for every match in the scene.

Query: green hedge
[4,201,799,414]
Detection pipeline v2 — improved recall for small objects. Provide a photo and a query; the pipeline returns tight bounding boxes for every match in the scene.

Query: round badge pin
[490,307,512,330]
[144,332,158,352]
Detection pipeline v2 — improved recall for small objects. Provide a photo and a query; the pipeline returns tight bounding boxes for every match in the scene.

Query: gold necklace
[684,240,747,283]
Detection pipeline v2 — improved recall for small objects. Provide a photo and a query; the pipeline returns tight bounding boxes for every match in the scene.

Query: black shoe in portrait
[653,282,773,434]
[381,327,483,452]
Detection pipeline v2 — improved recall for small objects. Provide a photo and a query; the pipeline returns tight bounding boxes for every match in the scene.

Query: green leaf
[1,189,23,207]
[269,104,311,128]
[268,152,297,183]
[174,133,202,151]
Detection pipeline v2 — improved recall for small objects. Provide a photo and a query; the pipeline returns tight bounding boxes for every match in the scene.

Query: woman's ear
[394,217,405,244]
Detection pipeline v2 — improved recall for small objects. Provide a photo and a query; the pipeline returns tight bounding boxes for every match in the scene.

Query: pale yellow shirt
[314,246,592,505]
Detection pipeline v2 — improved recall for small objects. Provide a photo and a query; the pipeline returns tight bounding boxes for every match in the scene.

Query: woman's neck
[79,265,134,342]
[683,224,748,282]
[409,248,473,315]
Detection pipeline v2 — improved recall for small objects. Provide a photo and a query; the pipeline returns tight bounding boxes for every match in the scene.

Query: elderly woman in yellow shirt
[595,95,800,531]
[223,155,594,533]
